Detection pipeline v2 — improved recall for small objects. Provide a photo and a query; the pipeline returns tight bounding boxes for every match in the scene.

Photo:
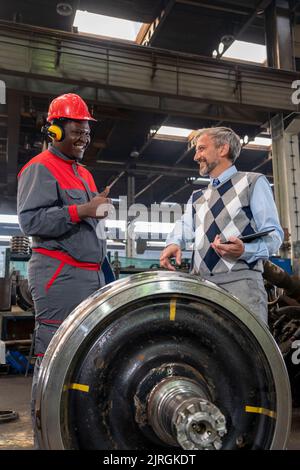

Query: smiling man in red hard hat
[17,93,114,446]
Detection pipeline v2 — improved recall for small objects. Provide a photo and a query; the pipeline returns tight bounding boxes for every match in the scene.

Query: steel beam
[138,116,168,156]
[7,89,21,196]
[176,0,255,16]
[265,2,295,70]
[271,114,300,264]
[3,86,271,126]
[217,0,274,58]
[135,175,163,199]
[139,0,176,46]
[0,21,298,121]
[126,173,136,258]
[163,183,191,201]
[94,160,198,178]
[251,155,273,172]
[134,142,194,199]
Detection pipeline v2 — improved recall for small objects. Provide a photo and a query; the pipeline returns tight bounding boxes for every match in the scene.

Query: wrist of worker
[69,203,90,222]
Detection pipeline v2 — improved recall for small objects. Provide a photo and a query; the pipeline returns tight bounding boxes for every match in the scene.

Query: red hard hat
[47,93,96,122]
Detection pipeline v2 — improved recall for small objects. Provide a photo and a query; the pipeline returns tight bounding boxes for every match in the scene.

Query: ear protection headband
[41,122,65,142]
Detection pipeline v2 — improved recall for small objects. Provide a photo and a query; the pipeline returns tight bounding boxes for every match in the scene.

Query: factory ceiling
[0,0,299,207]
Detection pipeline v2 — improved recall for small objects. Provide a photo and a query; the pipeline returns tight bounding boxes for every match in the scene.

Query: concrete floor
[0,375,299,450]
[0,375,33,449]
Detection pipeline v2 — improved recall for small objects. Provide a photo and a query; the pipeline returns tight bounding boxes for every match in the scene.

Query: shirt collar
[49,145,77,165]
[209,165,237,185]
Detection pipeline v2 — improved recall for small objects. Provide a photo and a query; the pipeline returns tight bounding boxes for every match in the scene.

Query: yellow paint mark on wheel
[64,383,90,393]
[170,299,176,321]
[245,406,276,419]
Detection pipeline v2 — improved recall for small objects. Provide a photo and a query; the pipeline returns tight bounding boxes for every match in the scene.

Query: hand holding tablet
[222,229,274,244]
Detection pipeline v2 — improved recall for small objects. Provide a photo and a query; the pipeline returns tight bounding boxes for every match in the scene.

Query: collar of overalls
[49,145,80,165]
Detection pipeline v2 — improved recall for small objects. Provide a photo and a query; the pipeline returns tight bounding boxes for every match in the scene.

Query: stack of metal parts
[14,272,33,311]
[263,260,300,407]
[0,237,33,312]
[10,236,31,256]
[0,276,12,311]
[10,236,32,309]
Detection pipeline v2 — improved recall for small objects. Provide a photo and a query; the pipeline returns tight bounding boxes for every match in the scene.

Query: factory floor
[0,375,300,451]
[0,375,34,449]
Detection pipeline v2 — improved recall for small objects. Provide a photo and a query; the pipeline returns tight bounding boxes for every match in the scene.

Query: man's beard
[199,159,218,176]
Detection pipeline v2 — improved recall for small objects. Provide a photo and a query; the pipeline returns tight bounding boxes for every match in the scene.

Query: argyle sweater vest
[191,171,264,276]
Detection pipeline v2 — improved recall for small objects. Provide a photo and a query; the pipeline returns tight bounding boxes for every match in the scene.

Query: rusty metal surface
[263,260,300,304]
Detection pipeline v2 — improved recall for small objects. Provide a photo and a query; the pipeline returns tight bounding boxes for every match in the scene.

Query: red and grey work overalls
[17,146,107,356]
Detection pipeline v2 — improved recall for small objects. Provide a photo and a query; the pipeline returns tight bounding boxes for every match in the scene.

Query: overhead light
[243,135,249,144]
[106,220,126,230]
[106,240,126,246]
[0,236,11,242]
[56,3,73,16]
[250,137,272,146]
[245,136,272,148]
[212,50,218,58]
[105,220,176,234]
[149,128,158,136]
[0,214,19,224]
[218,41,224,55]
[135,222,175,233]
[155,126,194,141]
[223,40,267,64]
[221,35,235,47]
[105,220,175,234]
[193,177,210,185]
[187,176,210,185]
[130,149,139,158]
[73,10,142,41]
[147,241,167,248]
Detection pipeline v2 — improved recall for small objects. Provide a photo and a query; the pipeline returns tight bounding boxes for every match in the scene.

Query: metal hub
[147,377,226,450]
[175,399,226,450]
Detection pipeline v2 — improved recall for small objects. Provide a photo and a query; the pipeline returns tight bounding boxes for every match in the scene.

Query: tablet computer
[222,229,274,244]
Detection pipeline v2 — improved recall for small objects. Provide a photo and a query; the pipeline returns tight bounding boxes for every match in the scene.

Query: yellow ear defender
[41,123,65,142]
[47,124,64,142]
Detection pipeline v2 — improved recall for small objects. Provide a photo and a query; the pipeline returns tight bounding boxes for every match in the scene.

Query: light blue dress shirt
[166,166,284,264]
